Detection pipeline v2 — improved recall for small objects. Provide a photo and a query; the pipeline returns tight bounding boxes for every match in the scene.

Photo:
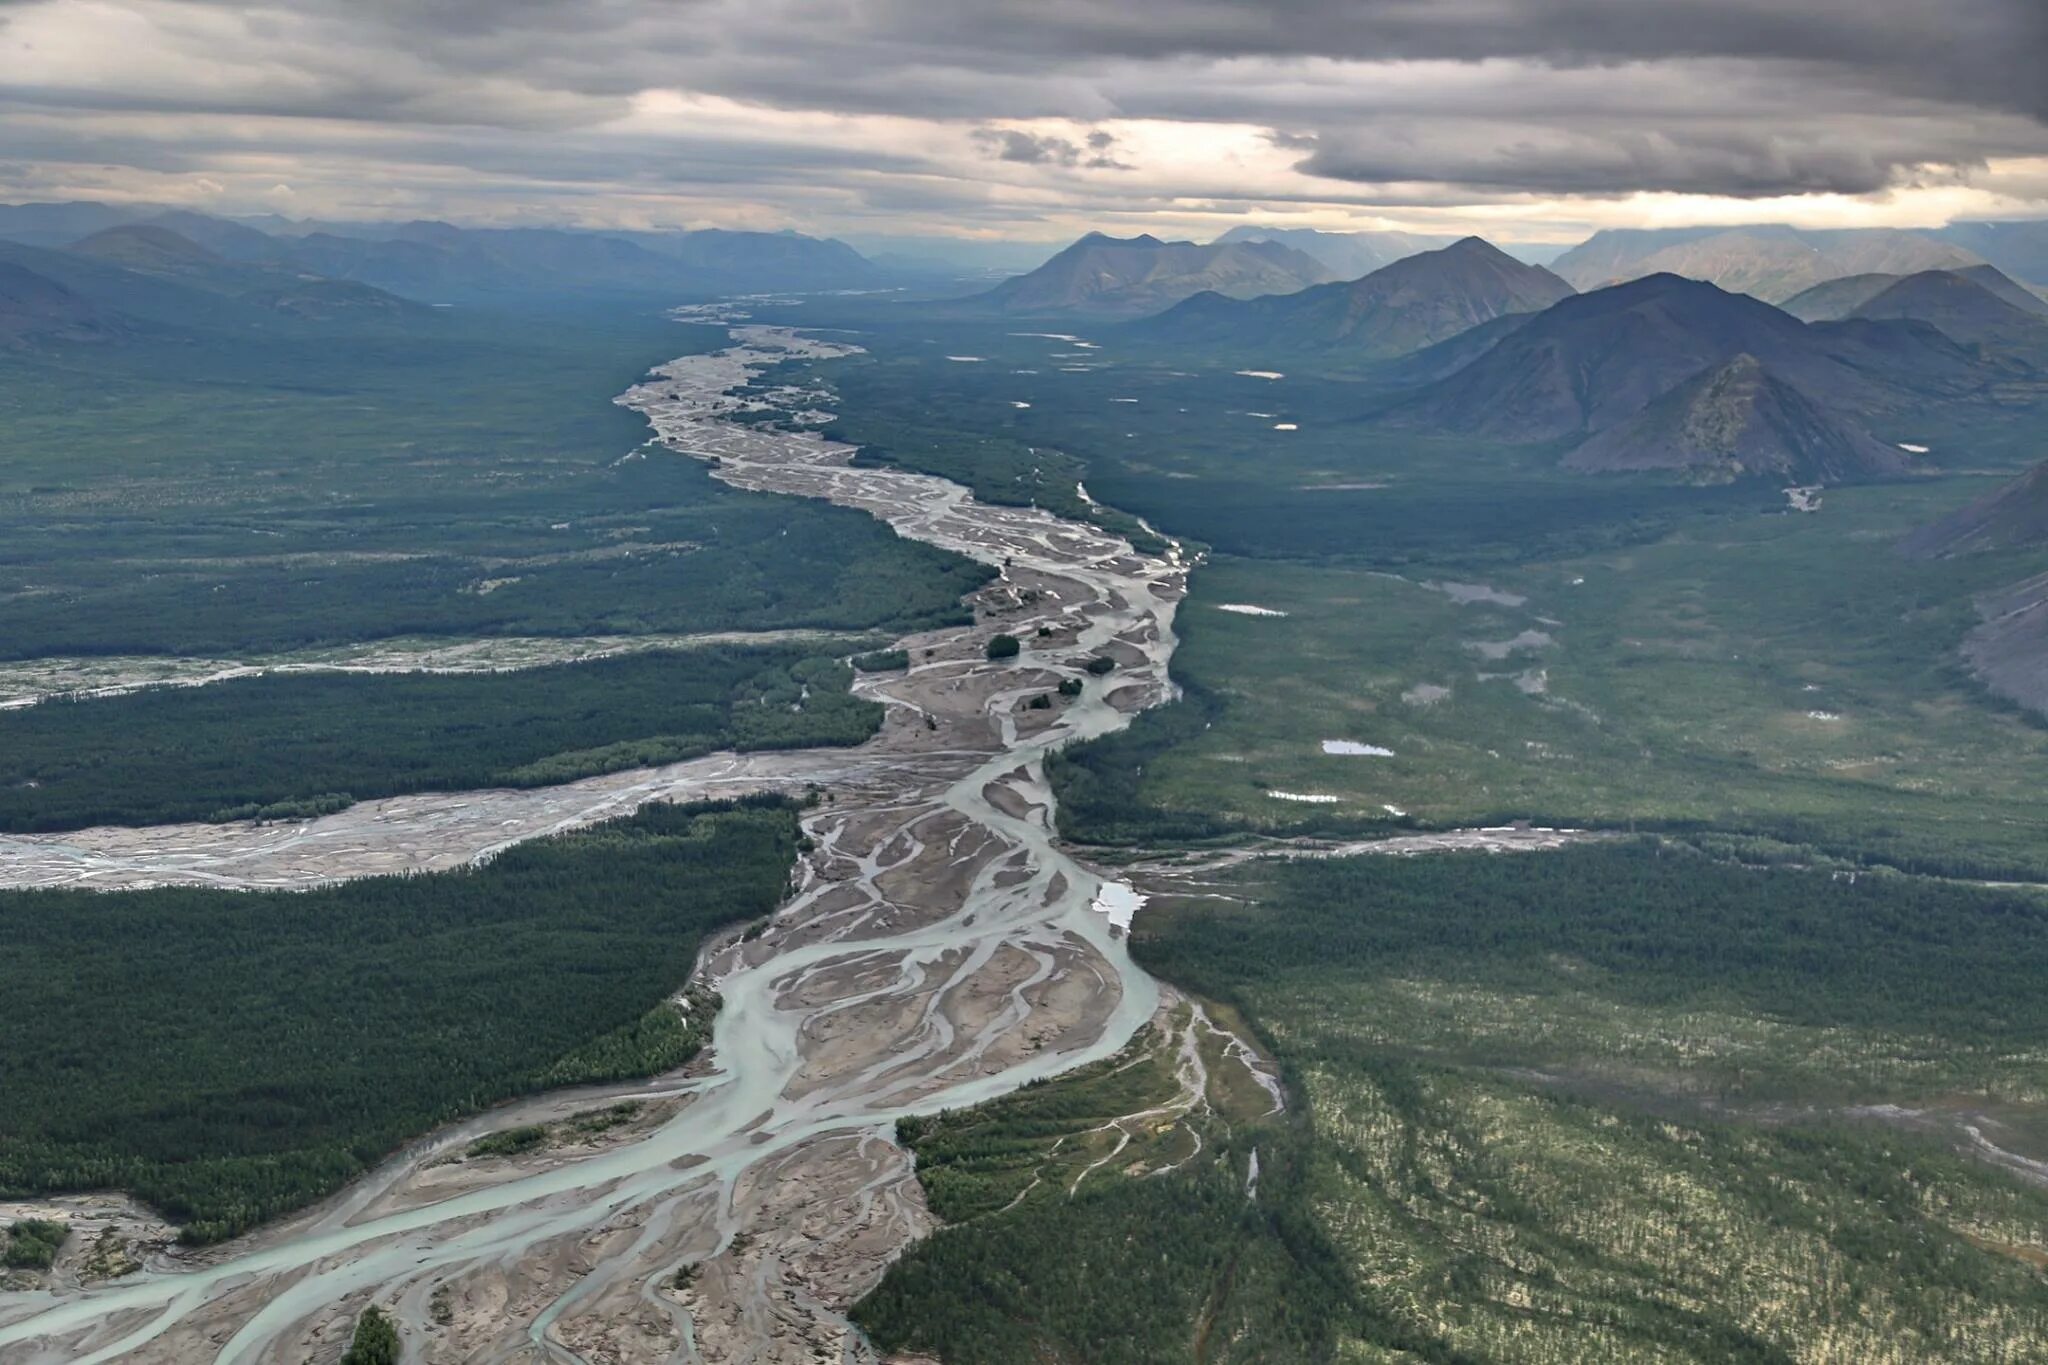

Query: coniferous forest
[0,647,877,831]
[0,798,798,1242]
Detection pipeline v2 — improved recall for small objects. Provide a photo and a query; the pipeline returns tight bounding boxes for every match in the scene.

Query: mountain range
[1551,226,1987,303]
[0,202,884,301]
[1392,273,1986,440]
[1209,225,1464,280]
[1130,237,1574,358]
[968,233,1334,316]
[69,224,417,320]
[1381,272,2013,484]
[1781,264,2048,323]
[1780,267,2048,350]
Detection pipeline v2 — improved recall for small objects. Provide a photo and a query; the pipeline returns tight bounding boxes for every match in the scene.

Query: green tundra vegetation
[853,1012,1354,1364]
[760,313,2048,876]
[1051,480,2048,880]
[0,798,797,1243]
[859,843,2048,1362]
[0,303,989,659]
[0,645,875,831]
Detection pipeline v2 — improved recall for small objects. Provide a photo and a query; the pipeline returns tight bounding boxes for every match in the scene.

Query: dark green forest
[854,1037,1363,1365]
[0,646,875,831]
[0,305,990,659]
[1137,840,2048,1062]
[0,798,797,1241]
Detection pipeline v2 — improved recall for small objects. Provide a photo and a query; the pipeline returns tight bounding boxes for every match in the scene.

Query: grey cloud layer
[1,0,2044,215]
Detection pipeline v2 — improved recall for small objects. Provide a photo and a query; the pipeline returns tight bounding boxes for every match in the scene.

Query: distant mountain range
[1779,267,2048,349]
[70,224,418,320]
[1209,225,1463,280]
[1781,265,2048,324]
[1131,237,1574,358]
[969,233,1334,316]
[0,201,885,303]
[1551,226,1987,303]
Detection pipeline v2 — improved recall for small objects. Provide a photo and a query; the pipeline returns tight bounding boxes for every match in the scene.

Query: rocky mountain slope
[1561,353,1907,483]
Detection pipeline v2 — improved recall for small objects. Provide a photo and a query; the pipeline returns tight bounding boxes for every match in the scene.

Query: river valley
[0,313,1189,1363]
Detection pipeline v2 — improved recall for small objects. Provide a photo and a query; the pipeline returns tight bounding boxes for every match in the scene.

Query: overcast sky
[2,0,2045,245]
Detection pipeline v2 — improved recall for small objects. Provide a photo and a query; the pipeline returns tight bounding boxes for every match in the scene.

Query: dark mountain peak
[1901,459,2048,558]
[1442,234,1507,256]
[1851,268,2048,346]
[1074,230,1165,249]
[1390,269,1984,443]
[1563,352,1907,485]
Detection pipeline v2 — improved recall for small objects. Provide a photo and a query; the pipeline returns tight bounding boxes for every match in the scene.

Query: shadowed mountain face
[1847,270,2048,349]
[68,225,417,319]
[0,260,119,349]
[1900,460,2048,719]
[971,232,1334,316]
[1389,273,1988,444]
[71,223,223,272]
[1134,236,1575,358]
[1562,354,1908,484]
[1901,461,2048,559]
[1553,225,1985,302]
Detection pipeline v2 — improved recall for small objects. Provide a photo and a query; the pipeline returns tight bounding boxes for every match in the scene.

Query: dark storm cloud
[970,127,1130,169]
[169,0,2043,122]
